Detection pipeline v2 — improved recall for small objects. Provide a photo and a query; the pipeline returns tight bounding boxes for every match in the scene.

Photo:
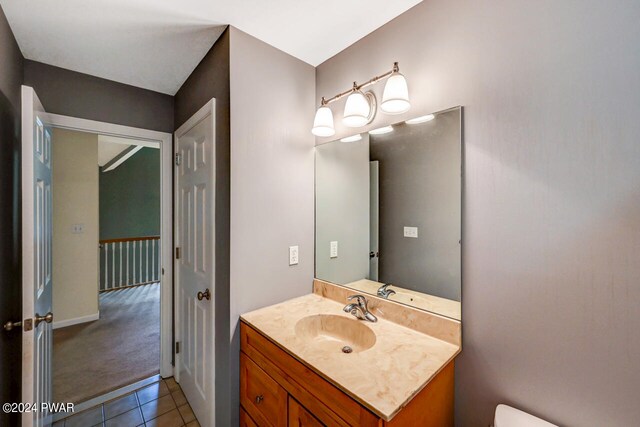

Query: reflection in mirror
[315,107,462,320]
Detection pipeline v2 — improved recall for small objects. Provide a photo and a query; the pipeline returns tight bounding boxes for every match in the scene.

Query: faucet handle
[345,294,377,322]
[377,283,395,298]
[347,294,368,308]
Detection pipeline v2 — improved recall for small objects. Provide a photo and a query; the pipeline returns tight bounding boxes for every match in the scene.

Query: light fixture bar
[320,62,400,106]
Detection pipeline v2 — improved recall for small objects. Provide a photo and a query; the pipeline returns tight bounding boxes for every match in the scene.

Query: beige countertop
[240,292,461,421]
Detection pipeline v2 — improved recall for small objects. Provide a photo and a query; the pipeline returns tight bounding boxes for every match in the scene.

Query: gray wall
[174,27,231,427]
[99,148,160,240]
[0,5,23,426]
[229,26,315,427]
[316,0,640,425]
[315,136,371,284]
[370,109,461,301]
[23,60,174,133]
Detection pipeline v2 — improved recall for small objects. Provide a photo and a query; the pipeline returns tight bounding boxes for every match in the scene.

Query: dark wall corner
[0,4,23,426]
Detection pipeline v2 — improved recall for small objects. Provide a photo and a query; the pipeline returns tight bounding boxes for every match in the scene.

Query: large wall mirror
[315,107,462,320]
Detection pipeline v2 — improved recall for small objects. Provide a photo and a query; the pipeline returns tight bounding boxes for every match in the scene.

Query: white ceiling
[0,0,421,95]
[98,135,159,167]
[98,141,131,167]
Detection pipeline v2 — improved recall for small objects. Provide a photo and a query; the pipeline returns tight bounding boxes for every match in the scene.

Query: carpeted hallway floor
[53,283,160,404]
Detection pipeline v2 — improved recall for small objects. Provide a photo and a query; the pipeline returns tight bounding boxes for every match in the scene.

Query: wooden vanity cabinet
[289,397,324,427]
[240,321,454,427]
[241,407,259,427]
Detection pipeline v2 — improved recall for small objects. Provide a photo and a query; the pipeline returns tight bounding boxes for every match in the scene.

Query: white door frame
[43,110,174,378]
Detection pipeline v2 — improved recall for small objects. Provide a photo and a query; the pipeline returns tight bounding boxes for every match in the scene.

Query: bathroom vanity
[240,280,461,426]
[239,107,463,426]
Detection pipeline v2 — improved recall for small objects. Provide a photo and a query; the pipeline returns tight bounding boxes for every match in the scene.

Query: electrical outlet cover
[403,226,418,238]
[289,246,299,265]
[330,241,338,258]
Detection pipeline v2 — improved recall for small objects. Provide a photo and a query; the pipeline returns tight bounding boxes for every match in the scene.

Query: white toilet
[494,404,558,427]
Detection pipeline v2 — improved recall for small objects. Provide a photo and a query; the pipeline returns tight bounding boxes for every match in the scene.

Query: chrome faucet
[343,295,377,322]
[377,283,396,299]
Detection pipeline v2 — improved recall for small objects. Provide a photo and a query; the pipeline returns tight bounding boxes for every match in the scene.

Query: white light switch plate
[289,246,299,266]
[330,241,338,258]
[404,226,418,238]
[71,223,85,234]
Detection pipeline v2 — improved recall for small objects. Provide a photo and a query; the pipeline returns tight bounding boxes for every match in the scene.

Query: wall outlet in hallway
[289,245,299,265]
[403,226,418,238]
[71,223,85,234]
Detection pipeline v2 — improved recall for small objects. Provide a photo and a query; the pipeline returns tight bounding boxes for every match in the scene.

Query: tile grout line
[134,388,144,426]
[167,381,187,426]
[139,379,178,425]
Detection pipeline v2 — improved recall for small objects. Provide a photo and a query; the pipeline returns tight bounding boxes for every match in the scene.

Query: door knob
[3,320,22,332]
[197,289,211,301]
[35,312,53,327]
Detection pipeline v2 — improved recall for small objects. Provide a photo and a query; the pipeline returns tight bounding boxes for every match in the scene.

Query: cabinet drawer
[289,397,325,427]
[241,352,288,427]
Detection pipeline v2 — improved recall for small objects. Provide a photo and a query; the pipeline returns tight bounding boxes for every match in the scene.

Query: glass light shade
[311,106,335,137]
[381,73,410,114]
[343,91,371,127]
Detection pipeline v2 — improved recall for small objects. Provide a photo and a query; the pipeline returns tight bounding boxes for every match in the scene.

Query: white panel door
[175,100,216,427]
[369,161,379,281]
[21,86,53,427]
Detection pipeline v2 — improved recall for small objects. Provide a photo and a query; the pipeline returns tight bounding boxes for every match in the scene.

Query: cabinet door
[241,353,288,427]
[289,397,325,427]
[241,407,258,427]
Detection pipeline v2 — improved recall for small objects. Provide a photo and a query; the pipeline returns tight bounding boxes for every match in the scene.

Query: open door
[369,161,379,281]
[174,99,216,426]
[21,86,53,427]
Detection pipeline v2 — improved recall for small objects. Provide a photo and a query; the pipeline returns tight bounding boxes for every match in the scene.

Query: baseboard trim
[53,312,99,329]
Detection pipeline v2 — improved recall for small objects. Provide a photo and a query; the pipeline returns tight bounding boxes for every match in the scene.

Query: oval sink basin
[294,314,376,353]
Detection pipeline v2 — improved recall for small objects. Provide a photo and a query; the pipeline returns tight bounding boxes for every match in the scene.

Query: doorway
[21,86,174,427]
[50,128,163,404]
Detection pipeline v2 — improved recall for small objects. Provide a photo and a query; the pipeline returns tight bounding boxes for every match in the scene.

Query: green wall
[99,147,160,239]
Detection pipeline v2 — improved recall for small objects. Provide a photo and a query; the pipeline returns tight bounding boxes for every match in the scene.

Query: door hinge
[175,153,182,166]
[175,247,180,259]
[175,342,180,354]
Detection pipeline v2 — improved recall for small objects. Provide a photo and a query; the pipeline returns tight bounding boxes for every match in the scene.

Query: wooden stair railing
[99,235,160,292]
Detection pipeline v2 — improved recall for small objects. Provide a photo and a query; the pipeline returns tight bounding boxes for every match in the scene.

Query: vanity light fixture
[311,100,336,137]
[405,114,435,124]
[369,126,394,135]
[312,62,410,136]
[343,85,376,128]
[380,64,411,114]
[340,134,363,143]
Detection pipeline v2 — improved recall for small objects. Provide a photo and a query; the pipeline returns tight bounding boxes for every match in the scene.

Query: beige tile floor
[53,377,200,427]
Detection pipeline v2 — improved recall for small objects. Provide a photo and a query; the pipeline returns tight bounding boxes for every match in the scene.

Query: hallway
[53,283,160,403]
